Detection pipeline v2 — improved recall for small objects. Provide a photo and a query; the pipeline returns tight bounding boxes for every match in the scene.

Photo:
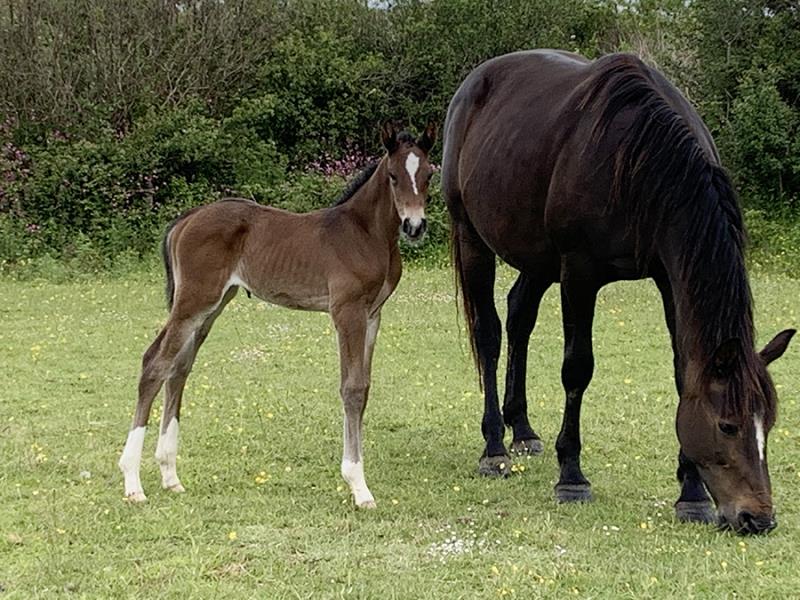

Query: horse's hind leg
[332,303,375,508]
[453,222,508,476]
[555,253,601,503]
[155,286,238,493]
[503,272,550,456]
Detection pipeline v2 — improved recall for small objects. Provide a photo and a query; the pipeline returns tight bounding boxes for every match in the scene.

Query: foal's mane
[332,132,417,207]
[577,54,771,422]
[333,162,379,206]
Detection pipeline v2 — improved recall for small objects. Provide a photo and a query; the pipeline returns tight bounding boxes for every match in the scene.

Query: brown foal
[119,122,436,508]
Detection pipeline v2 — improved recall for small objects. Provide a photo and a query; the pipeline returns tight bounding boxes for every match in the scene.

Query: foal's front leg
[332,303,376,508]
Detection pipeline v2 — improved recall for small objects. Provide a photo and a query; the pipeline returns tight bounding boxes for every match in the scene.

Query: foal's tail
[161,208,199,311]
[162,221,177,311]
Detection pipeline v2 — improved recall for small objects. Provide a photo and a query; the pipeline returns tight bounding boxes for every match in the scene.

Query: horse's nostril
[736,511,777,535]
[402,219,412,235]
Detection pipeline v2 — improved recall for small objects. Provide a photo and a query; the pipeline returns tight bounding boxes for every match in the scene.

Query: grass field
[1,265,799,598]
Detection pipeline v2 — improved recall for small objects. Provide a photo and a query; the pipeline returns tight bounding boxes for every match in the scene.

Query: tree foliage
[0,0,798,266]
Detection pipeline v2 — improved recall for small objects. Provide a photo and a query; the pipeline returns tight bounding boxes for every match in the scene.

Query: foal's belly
[254,287,330,312]
[235,264,331,313]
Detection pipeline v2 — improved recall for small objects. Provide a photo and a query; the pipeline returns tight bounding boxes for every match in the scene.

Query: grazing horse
[119,122,437,508]
[442,50,794,534]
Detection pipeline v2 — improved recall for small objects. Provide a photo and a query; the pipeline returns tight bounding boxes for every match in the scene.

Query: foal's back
[169,199,351,312]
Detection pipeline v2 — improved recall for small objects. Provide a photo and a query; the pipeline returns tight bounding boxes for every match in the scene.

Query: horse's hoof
[356,499,377,509]
[555,483,592,503]
[675,501,716,524]
[478,455,511,477]
[165,483,185,493]
[510,438,544,456]
[124,491,147,503]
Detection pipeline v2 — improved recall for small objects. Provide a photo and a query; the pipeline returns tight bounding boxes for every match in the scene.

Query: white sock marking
[119,426,146,497]
[155,417,182,489]
[341,459,374,507]
[754,415,765,462]
[405,152,420,196]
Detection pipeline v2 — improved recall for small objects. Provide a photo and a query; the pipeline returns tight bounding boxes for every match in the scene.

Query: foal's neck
[345,157,400,245]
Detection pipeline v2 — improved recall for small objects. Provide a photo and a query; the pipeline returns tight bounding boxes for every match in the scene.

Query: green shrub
[724,69,799,209]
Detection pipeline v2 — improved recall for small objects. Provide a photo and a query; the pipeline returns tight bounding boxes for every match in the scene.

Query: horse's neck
[661,214,754,367]
[345,159,400,244]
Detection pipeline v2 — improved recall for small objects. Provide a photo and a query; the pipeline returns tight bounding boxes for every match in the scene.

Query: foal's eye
[718,422,740,437]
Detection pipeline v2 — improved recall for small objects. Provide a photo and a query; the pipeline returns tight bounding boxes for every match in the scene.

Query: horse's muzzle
[719,511,777,535]
[402,217,427,241]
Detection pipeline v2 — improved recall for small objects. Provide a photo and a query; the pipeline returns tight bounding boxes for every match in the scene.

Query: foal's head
[381,121,437,243]
[676,329,794,534]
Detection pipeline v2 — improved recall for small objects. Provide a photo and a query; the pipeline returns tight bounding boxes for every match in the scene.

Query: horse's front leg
[555,253,601,502]
[332,302,376,508]
[653,272,715,523]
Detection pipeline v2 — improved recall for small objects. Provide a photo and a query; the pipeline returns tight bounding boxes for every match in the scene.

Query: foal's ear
[709,338,742,379]
[417,121,438,153]
[760,329,796,365]
[381,121,399,154]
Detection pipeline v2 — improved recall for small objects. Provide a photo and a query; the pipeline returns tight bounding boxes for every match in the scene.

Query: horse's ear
[381,121,399,154]
[417,120,438,153]
[709,338,741,379]
[760,329,796,365]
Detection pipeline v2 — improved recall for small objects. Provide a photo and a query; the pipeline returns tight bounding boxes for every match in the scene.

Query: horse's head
[381,121,437,243]
[676,329,794,534]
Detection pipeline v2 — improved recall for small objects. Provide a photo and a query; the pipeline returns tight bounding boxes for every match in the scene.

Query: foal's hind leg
[119,317,200,502]
[155,286,238,493]
[120,282,232,501]
[333,303,375,508]
[503,273,550,456]
[654,273,714,523]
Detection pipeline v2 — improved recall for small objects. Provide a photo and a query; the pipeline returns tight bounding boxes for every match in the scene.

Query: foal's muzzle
[402,217,427,241]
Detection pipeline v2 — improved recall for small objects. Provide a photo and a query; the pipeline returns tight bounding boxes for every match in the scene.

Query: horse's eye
[718,422,739,437]
[389,173,397,184]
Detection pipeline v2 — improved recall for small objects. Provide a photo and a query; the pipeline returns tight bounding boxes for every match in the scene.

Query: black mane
[333,162,380,206]
[578,54,770,423]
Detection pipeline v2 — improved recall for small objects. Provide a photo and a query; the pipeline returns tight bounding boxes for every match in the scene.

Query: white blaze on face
[401,151,426,229]
[405,152,420,196]
[754,414,765,462]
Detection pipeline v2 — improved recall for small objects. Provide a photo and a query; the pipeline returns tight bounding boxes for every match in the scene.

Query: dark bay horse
[119,122,436,508]
[442,50,794,534]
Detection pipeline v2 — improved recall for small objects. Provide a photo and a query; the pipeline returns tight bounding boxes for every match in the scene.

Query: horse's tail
[448,212,483,386]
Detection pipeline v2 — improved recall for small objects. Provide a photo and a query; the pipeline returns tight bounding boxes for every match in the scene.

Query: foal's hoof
[356,499,377,510]
[555,483,592,503]
[124,491,147,503]
[675,501,716,524]
[510,438,544,456]
[478,455,511,477]
[165,483,186,494]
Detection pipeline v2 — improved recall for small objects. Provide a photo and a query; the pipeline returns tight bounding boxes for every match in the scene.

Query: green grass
[1,265,799,598]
